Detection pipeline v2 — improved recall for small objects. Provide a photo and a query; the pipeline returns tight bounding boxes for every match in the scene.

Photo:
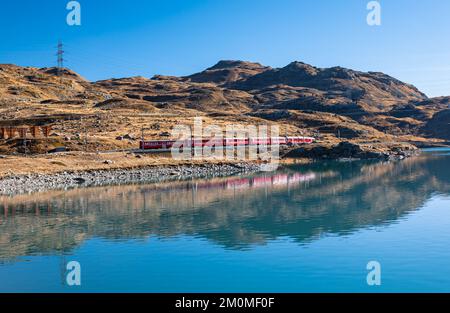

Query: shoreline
[0,155,422,197]
[0,162,265,196]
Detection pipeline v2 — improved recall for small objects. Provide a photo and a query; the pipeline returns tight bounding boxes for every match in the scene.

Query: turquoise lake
[0,149,449,292]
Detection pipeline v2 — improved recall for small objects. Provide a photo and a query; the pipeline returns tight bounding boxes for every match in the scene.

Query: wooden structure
[0,125,53,139]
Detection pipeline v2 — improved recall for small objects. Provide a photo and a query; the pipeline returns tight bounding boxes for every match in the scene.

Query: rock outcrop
[285,141,418,160]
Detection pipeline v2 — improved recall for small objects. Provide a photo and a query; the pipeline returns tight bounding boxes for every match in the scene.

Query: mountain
[422,107,450,140]
[231,62,427,115]
[0,60,448,156]
[93,75,256,113]
[0,64,108,104]
[185,60,271,85]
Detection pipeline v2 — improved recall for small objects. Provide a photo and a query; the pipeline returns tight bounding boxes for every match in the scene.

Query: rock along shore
[284,141,420,161]
[0,163,263,196]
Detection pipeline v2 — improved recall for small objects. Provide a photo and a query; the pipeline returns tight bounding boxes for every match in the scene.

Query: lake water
[1,149,449,292]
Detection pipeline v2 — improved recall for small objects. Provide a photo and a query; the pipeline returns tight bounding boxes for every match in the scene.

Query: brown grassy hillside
[0,60,448,160]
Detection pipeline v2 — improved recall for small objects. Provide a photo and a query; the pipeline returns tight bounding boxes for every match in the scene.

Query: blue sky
[0,0,449,97]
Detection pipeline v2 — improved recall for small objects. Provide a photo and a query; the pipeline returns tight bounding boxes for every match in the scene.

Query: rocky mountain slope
[228,61,427,109]
[0,60,448,156]
[186,60,270,85]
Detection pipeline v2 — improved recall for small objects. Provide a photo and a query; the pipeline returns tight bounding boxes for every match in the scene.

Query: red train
[139,136,315,150]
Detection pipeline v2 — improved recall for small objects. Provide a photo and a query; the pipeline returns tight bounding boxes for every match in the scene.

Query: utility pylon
[56,40,65,76]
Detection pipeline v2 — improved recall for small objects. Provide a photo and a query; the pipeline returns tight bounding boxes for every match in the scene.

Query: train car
[139,136,315,150]
[270,137,288,145]
[139,140,176,150]
[223,138,247,146]
[287,136,315,144]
